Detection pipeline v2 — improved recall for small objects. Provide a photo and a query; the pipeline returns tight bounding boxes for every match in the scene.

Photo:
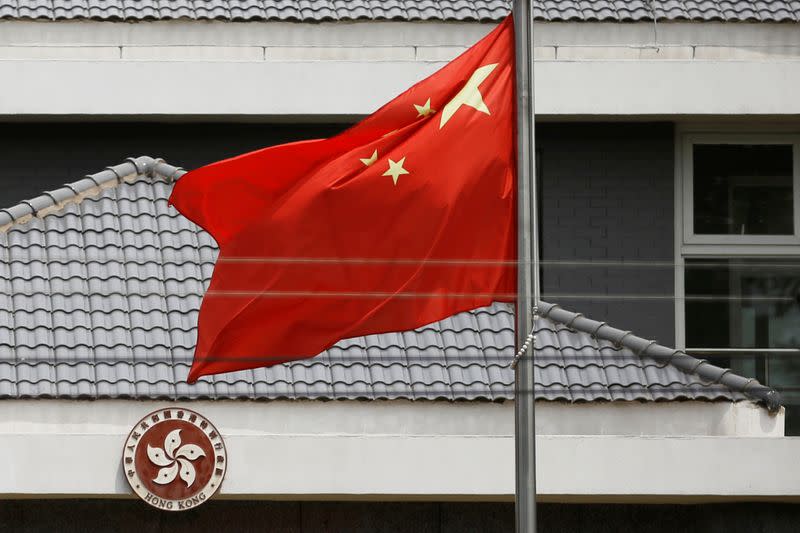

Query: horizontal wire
[0,290,796,302]
[3,253,800,269]
[1,252,794,395]
[0,355,688,363]
[0,352,792,364]
[0,388,776,397]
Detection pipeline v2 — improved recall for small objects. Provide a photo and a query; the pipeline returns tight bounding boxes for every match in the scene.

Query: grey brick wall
[538,123,675,344]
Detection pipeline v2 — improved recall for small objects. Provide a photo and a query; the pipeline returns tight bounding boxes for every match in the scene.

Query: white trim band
[0,400,790,501]
[4,60,800,117]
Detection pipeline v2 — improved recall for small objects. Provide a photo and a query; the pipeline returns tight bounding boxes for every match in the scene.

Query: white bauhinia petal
[164,429,182,459]
[146,444,172,467]
[153,462,179,485]
[177,458,196,488]
[175,444,205,461]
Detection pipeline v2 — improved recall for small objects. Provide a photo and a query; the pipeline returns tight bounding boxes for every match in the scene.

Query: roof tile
[0,1,797,22]
[0,159,773,405]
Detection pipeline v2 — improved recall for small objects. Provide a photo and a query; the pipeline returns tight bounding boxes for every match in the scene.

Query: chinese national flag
[170,17,516,382]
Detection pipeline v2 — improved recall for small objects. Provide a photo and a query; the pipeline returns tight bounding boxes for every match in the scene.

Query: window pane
[685,258,800,349]
[685,258,800,434]
[693,144,794,235]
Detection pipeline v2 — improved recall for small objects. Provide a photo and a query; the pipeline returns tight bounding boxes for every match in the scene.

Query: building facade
[0,1,799,531]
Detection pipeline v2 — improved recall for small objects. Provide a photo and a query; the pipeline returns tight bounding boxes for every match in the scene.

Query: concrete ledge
[121,45,263,61]
[0,400,792,501]
[0,400,780,438]
[0,59,440,116]
[534,60,800,116]
[1,432,798,500]
[413,46,557,62]
[0,20,495,47]
[265,46,415,61]
[541,435,800,501]
[0,46,119,60]
[3,59,800,117]
[2,21,800,64]
[694,46,800,60]
[415,46,466,62]
[1,21,799,49]
[556,46,694,60]
[9,44,800,63]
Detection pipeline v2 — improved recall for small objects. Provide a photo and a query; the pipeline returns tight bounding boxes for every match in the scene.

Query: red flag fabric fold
[170,16,516,382]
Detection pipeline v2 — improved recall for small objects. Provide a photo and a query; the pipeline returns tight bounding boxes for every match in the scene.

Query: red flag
[170,17,516,382]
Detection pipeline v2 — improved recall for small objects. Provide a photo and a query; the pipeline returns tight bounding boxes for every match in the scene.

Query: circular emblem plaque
[122,408,227,511]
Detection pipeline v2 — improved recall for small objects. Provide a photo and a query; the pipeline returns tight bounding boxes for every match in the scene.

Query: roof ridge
[538,301,783,412]
[0,156,186,233]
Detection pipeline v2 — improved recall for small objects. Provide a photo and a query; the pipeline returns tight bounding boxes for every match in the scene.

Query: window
[677,130,800,433]
[681,134,800,247]
[684,258,800,382]
[693,145,794,236]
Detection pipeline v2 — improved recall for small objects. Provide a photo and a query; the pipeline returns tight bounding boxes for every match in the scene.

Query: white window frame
[674,125,800,350]
[681,132,800,249]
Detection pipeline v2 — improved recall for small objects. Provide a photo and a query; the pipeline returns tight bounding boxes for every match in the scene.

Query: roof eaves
[538,302,783,413]
[0,156,186,233]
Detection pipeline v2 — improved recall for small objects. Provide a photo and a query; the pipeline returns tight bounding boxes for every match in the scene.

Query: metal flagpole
[513,1,538,532]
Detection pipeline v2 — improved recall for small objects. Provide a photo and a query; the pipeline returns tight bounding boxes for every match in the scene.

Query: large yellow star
[382,157,409,185]
[360,149,378,166]
[414,98,435,118]
[439,63,498,129]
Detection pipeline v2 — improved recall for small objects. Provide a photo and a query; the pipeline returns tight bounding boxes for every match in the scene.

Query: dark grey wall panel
[3,500,800,533]
[301,502,441,533]
[542,502,800,533]
[0,122,346,206]
[538,123,675,344]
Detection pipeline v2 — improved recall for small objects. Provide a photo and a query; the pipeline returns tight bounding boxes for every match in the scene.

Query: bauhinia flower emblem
[147,429,206,487]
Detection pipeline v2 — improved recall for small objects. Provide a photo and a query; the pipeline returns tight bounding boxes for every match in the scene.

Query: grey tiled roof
[1,1,799,22]
[0,157,780,409]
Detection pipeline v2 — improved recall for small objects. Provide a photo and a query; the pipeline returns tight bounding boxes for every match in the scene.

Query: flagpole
[513,1,538,532]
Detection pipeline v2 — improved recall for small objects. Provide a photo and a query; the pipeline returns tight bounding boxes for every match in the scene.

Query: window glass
[685,257,800,432]
[685,258,800,349]
[692,144,794,235]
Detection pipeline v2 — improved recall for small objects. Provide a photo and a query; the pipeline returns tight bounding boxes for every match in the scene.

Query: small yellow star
[360,149,378,167]
[382,157,409,185]
[414,98,435,118]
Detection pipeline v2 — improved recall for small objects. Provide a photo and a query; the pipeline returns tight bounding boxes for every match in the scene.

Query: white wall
[0,400,793,501]
[2,21,800,118]
[2,20,800,59]
[4,58,800,118]
[0,399,781,438]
